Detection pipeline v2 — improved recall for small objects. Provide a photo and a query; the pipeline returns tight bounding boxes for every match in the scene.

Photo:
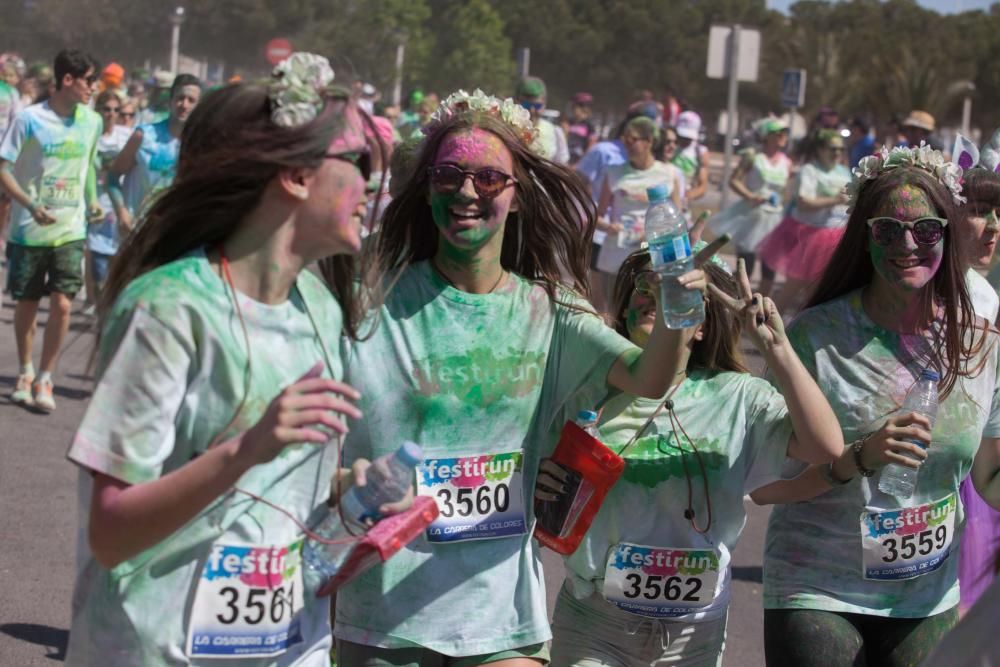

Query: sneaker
[10,374,34,405]
[32,379,55,413]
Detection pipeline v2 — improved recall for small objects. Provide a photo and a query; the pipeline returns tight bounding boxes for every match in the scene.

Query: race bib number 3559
[186,541,305,658]
[602,544,720,618]
[417,451,526,543]
[860,494,957,581]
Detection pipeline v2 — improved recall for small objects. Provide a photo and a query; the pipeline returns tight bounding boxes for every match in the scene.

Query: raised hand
[707,258,786,351]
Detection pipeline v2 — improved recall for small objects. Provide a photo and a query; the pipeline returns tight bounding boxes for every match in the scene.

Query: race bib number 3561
[417,451,526,543]
[186,541,305,658]
[602,544,720,618]
[860,494,957,581]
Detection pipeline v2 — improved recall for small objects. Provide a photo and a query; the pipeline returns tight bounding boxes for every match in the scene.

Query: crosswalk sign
[780,69,806,108]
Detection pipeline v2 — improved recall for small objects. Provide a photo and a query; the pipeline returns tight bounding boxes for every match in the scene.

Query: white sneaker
[10,374,33,405]
[32,379,55,413]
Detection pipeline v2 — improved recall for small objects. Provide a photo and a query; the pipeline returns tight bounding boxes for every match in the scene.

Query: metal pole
[169,7,184,74]
[392,40,405,108]
[961,95,972,137]
[719,25,741,210]
[518,48,530,78]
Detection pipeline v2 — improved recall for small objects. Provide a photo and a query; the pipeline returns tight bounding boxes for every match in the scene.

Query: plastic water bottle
[877,370,939,499]
[577,410,600,437]
[767,191,780,207]
[303,441,423,578]
[644,184,705,329]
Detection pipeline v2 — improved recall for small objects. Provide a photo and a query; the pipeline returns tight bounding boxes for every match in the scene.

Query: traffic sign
[706,25,760,82]
[265,38,293,66]
[781,69,807,108]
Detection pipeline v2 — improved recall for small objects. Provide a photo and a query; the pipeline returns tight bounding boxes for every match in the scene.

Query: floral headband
[952,129,1000,174]
[846,143,964,210]
[268,52,337,128]
[424,89,538,145]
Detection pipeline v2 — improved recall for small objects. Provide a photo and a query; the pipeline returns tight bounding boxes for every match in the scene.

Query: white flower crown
[847,143,965,209]
[424,89,538,145]
[268,52,336,128]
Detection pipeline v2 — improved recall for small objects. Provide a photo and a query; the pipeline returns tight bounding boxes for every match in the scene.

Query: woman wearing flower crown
[538,248,841,667]
[750,146,1000,666]
[65,54,391,665]
[757,128,851,309]
[332,88,705,665]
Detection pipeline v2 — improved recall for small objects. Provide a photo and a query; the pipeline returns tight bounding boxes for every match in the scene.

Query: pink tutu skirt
[757,215,846,283]
[959,477,1000,611]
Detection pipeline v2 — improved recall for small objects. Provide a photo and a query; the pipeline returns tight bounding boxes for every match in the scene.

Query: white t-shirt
[966,267,999,323]
[564,370,794,622]
[790,162,851,228]
[87,125,132,255]
[596,160,683,275]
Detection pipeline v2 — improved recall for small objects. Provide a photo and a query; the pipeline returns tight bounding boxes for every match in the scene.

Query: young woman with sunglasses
[758,129,851,310]
[65,54,390,666]
[593,116,684,311]
[751,153,1000,667]
[331,90,704,666]
[538,250,841,667]
[107,73,202,232]
[83,90,133,305]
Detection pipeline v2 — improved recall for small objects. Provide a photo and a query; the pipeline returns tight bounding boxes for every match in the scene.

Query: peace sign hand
[706,258,786,351]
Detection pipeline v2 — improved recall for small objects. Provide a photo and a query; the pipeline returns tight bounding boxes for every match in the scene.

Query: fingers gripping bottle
[644,184,705,329]
[303,441,423,580]
[878,370,939,499]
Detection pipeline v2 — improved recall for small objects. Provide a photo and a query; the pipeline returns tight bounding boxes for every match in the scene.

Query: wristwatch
[821,461,851,486]
[852,437,875,478]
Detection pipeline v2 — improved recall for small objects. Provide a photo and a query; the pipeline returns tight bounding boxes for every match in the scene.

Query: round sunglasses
[326,151,372,182]
[866,216,948,246]
[428,164,516,200]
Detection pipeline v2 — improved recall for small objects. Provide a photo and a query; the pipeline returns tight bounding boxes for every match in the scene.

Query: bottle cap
[646,184,669,203]
[577,409,598,422]
[396,441,424,467]
[920,369,940,382]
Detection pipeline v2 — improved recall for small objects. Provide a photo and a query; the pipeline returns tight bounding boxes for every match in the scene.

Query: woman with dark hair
[754,147,1000,666]
[65,54,387,665]
[332,89,704,665]
[540,251,840,666]
[108,72,202,230]
[593,116,684,310]
[757,128,851,309]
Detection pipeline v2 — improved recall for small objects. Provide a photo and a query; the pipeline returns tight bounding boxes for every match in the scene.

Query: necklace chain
[430,258,507,294]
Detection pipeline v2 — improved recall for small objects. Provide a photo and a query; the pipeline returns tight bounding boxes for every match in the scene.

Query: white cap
[675,110,701,140]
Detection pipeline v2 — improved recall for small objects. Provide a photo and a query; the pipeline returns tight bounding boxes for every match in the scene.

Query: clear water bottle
[577,410,600,437]
[877,370,939,499]
[303,441,423,579]
[645,184,705,329]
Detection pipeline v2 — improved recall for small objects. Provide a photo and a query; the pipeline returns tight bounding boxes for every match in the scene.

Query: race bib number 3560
[186,541,305,658]
[417,451,526,543]
[860,494,957,581]
[603,544,720,618]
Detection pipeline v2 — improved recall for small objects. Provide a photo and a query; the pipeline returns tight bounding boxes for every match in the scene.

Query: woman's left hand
[708,258,787,350]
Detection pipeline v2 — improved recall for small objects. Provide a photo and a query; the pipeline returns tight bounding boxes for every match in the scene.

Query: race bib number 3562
[417,451,526,543]
[186,541,305,658]
[602,544,720,618]
[860,494,957,581]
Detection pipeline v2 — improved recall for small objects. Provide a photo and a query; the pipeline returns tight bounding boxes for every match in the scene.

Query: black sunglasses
[84,73,99,85]
[326,151,372,182]
[428,164,516,200]
[866,216,948,246]
[99,107,120,114]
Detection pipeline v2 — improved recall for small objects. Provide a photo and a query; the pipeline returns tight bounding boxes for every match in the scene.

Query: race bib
[186,541,305,659]
[602,544,720,618]
[859,494,957,581]
[40,175,81,209]
[417,451,526,543]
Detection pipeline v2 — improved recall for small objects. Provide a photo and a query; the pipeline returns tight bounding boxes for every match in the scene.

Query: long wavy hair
[611,250,748,374]
[806,166,981,399]
[370,111,596,301]
[98,82,378,341]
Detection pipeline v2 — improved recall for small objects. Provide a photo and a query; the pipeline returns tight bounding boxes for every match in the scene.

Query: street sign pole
[719,25,741,210]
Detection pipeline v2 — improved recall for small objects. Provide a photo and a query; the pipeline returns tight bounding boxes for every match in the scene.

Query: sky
[769,0,996,12]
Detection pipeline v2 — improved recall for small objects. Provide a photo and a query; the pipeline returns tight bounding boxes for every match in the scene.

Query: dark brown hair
[99,82,373,340]
[371,111,595,300]
[963,168,1000,214]
[611,250,748,374]
[806,166,979,399]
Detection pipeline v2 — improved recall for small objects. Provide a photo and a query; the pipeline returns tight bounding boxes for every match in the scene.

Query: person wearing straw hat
[901,110,936,149]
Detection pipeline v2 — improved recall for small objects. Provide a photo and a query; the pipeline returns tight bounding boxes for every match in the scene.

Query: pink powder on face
[435,128,512,169]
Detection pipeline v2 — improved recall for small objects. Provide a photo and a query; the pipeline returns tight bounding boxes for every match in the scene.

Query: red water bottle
[534,410,624,555]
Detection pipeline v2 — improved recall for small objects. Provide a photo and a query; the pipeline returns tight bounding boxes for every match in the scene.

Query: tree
[429,0,515,95]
